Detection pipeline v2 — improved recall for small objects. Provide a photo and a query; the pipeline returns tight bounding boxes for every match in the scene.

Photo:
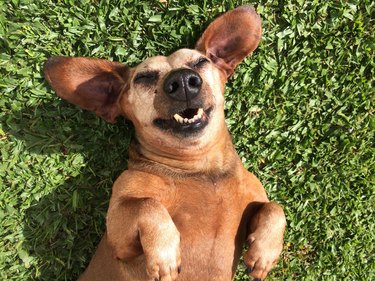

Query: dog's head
[44,6,261,153]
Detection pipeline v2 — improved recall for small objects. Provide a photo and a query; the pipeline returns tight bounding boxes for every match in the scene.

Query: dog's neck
[128,128,240,177]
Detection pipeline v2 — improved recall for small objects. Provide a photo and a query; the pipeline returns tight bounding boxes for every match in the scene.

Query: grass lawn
[0,0,374,280]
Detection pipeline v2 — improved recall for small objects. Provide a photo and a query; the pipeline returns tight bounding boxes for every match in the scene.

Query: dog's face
[123,48,226,150]
[44,6,261,153]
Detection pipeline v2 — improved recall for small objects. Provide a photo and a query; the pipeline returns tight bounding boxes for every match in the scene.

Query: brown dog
[44,5,286,281]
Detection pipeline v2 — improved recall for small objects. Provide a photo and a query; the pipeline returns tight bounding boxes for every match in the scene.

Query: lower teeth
[173,108,204,124]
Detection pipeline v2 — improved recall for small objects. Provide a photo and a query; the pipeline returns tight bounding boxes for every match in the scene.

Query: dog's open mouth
[154,107,213,135]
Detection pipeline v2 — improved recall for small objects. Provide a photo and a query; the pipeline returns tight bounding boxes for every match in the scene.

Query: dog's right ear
[44,57,130,123]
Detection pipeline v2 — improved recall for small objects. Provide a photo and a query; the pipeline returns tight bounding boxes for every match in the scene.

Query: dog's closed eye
[192,57,210,69]
[134,71,159,85]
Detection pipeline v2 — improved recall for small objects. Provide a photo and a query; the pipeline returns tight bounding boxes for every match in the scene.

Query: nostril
[188,76,201,88]
[167,81,179,93]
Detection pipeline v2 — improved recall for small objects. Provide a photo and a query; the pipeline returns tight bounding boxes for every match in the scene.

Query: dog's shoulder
[112,169,174,200]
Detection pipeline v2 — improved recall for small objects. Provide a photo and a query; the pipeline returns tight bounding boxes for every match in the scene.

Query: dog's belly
[81,190,248,281]
[178,231,241,281]
[170,182,247,280]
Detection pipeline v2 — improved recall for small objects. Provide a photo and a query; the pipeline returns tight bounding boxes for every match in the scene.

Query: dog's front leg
[107,197,181,281]
[244,202,286,280]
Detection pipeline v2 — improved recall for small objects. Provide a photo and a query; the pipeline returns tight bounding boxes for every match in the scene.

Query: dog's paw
[141,221,181,281]
[243,232,283,280]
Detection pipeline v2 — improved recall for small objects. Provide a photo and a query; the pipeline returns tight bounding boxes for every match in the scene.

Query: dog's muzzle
[154,68,212,136]
[163,68,202,102]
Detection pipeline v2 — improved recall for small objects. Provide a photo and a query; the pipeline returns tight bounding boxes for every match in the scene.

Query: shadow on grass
[2,100,133,280]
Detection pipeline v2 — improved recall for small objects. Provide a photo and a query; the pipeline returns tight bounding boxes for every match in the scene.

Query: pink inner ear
[44,57,129,123]
[74,72,124,122]
[75,73,120,107]
[195,5,262,77]
[206,51,236,77]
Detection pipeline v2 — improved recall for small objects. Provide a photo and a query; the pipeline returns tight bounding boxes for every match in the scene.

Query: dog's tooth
[174,110,204,124]
[197,108,204,118]
[174,114,184,123]
[189,116,197,123]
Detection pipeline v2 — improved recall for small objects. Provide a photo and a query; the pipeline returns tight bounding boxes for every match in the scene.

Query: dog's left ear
[195,5,261,77]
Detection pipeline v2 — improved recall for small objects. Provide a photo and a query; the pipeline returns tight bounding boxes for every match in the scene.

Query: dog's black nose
[163,68,202,101]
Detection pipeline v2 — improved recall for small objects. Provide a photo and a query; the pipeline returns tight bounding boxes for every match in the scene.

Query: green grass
[0,0,374,280]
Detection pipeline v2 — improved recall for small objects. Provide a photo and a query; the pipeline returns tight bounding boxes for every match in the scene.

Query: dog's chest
[169,177,248,278]
[171,177,244,223]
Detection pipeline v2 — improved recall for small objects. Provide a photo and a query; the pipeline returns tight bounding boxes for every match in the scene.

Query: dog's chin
[153,107,213,137]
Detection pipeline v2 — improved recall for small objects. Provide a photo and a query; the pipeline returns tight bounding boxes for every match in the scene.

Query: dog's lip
[153,107,213,135]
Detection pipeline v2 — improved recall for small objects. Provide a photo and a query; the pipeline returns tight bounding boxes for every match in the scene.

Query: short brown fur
[44,6,286,281]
